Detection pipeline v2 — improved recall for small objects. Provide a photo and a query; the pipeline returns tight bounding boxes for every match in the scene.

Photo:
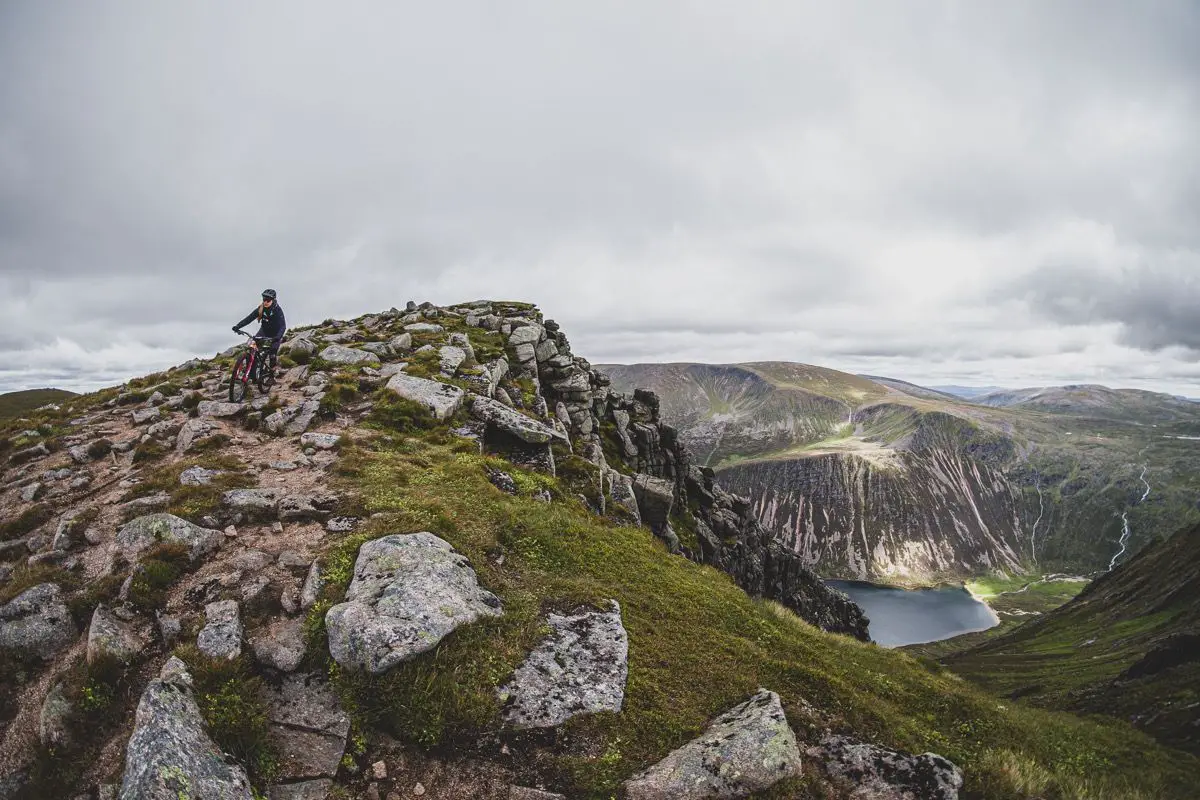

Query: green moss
[176,647,279,789]
[0,564,81,605]
[366,394,439,434]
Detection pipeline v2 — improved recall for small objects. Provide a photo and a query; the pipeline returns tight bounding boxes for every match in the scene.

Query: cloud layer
[2,1,1198,395]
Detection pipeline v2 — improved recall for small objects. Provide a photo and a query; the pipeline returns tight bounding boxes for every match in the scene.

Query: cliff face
[720,448,1025,582]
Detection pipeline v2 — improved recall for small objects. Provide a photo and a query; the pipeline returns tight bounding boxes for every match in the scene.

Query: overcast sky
[2,1,1198,396]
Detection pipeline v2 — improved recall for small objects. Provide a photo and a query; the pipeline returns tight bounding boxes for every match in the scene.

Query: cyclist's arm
[275,308,287,340]
[233,309,258,331]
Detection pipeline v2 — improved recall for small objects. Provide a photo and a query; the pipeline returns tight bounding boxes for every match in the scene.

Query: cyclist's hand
[232,326,241,333]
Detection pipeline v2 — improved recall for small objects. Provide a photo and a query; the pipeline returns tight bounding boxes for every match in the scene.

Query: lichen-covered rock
[115,514,223,561]
[404,322,443,334]
[439,345,467,375]
[623,689,802,799]
[499,602,628,729]
[469,396,567,445]
[808,735,963,800]
[180,466,221,486]
[196,600,242,660]
[175,418,217,453]
[388,332,413,352]
[118,657,253,800]
[318,345,376,365]
[262,673,350,780]
[632,473,674,531]
[197,400,244,418]
[87,605,141,665]
[385,373,465,421]
[300,561,324,611]
[325,533,502,674]
[222,488,282,521]
[0,583,77,659]
[250,617,306,673]
[269,780,333,800]
[131,406,161,425]
[39,682,73,749]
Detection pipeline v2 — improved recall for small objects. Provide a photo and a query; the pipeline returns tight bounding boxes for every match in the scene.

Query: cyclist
[232,288,287,377]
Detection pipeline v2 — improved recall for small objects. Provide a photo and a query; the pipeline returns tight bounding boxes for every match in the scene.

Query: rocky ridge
[0,299,1184,798]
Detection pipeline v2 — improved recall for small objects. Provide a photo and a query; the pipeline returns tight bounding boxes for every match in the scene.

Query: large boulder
[115,514,223,561]
[262,673,350,781]
[175,418,217,453]
[317,345,376,365]
[632,474,675,531]
[439,345,467,375]
[119,657,253,799]
[0,583,77,660]
[385,373,465,421]
[498,602,628,729]
[325,533,502,674]
[196,600,243,660]
[250,617,306,673]
[196,400,244,418]
[623,689,803,799]
[470,396,568,445]
[808,735,963,800]
[87,605,141,665]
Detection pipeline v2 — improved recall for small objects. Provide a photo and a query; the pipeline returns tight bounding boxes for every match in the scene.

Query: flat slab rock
[470,395,567,445]
[196,600,243,660]
[119,657,253,800]
[499,602,628,729]
[623,689,803,800]
[809,735,963,800]
[325,533,502,674]
[385,373,465,421]
[263,673,350,780]
[116,513,223,561]
[318,344,376,365]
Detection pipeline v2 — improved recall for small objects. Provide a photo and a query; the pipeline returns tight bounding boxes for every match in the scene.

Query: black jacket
[235,303,286,340]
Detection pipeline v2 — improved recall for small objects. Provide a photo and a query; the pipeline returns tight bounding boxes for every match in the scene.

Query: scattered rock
[325,533,503,673]
[809,735,963,800]
[385,373,466,421]
[222,488,282,521]
[300,562,324,611]
[403,322,443,334]
[268,780,334,800]
[499,601,628,729]
[299,432,341,450]
[157,612,182,646]
[388,332,413,352]
[11,442,50,463]
[146,419,182,440]
[67,445,92,464]
[623,689,803,800]
[278,494,329,523]
[250,617,306,673]
[439,345,467,375]
[196,600,242,660]
[319,345,377,365]
[0,583,77,660]
[176,418,217,453]
[197,400,244,418]
[180,466,221,486]
[87,605,141,665]
[119,658,253,799]
[19,483,41,503]
[325,516,359,533]
[116,514,223,561]
[233,550,273,572]
[131,407,161,425]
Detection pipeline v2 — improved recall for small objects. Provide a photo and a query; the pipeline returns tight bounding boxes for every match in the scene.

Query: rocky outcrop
[325,533,503,674]
[623,689,803,799]
[498,602,628,729]
[119,657,254,799]
[808,735,963,800]
[0,583,77,659]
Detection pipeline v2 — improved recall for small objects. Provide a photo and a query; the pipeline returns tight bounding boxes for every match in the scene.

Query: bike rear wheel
[229,353,252,402]
[256,352,276,393]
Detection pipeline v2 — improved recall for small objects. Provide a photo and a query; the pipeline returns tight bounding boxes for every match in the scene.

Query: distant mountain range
[601,363,1200,582]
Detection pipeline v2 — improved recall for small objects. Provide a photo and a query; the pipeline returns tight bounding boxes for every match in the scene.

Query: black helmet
[261,288,277,300]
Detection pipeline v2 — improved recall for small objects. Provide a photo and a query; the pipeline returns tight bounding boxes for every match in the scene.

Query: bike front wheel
[256,353,276,393]
[230,353,252,403]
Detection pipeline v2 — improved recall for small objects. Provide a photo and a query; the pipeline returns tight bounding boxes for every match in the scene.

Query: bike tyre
[229,353,251,403]
[256,355,275,394]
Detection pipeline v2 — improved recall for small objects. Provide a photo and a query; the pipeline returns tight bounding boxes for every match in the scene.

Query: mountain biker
[232,289,287,375]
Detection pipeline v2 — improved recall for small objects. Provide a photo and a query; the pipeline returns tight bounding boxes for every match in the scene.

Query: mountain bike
[229,332,278,402]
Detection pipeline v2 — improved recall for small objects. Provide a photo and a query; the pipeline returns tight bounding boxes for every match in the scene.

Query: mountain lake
[826,580,1000,647]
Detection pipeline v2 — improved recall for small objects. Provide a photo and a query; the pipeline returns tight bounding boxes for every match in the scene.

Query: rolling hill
[0,389,77,420]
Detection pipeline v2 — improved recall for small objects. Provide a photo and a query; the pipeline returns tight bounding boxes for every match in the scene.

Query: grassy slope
[940,523,1200,755]
[298,424,1199,799]
[0,389,77,420]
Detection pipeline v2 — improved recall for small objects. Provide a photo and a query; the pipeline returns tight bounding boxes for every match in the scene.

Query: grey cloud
[1,1,1199,395]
